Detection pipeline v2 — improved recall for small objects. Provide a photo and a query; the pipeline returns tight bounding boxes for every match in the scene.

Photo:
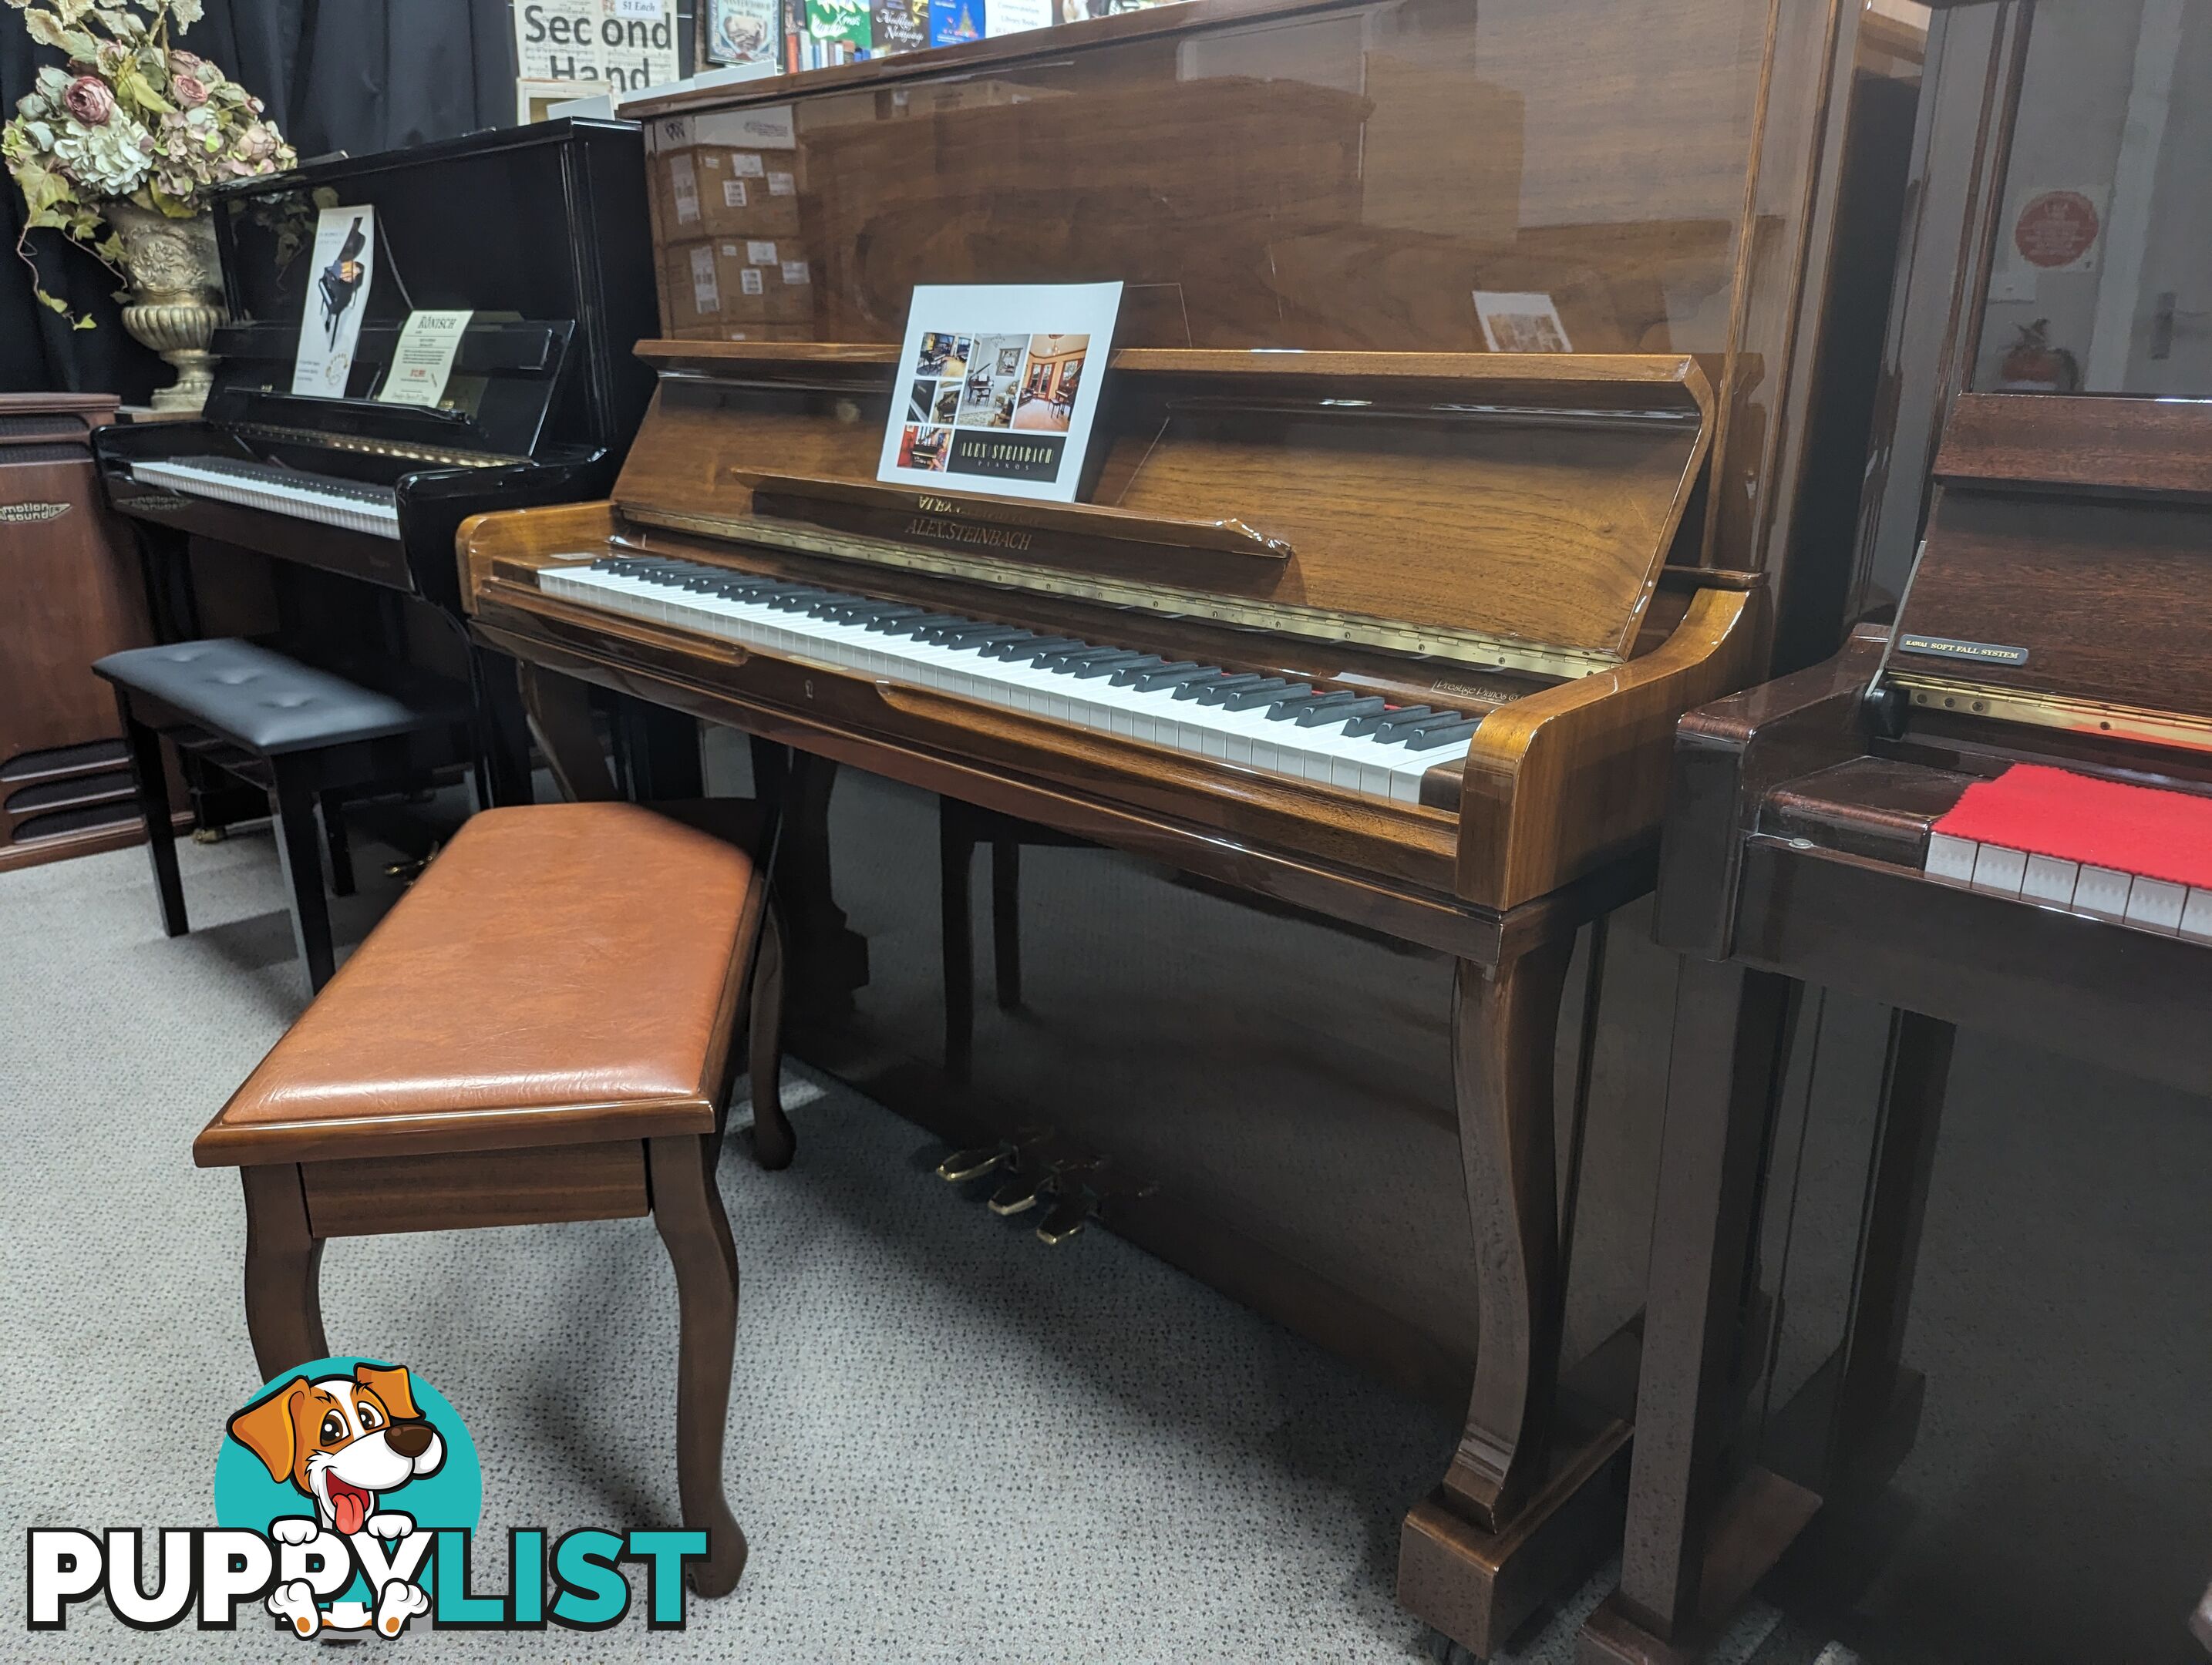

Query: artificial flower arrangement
[2,0,295,322]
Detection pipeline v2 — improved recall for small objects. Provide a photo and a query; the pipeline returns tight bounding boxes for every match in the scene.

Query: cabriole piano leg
[1399,935,1630,1657]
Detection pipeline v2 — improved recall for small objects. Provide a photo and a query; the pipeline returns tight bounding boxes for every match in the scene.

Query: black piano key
[1343,704,1428,738]
[1175,672,1264,702]
[941,624,1032,648]
[1265,689,1357,722]
[1296,695,1388,728]
[910,617,982,641]
[766,588,840,611]
[868,610,954,634]
[1372,708,1466,745]
[991,635,1086,662]
[1071,652,1158,680]
[1218,681,1310,711]
[1035,645,1125,671]
[1131,664,1222,693]
[1403,718,1483,750]
[1109,658,1194,688]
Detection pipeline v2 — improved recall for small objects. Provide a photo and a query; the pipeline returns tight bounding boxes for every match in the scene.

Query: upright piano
[94,119,660,805]
[460,0,1915,1650]
[1588,392,2212,1661]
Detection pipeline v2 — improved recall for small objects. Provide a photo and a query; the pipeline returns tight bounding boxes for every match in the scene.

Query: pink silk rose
[62,75,115,126]
[169,51,205,71]
[172,73,211,108]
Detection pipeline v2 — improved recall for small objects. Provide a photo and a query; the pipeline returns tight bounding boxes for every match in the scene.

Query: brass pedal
[383,841,439,885]
[1034,1192,1093,1245]
[987,1169,1049,1216]
[936,1144,1012,1183]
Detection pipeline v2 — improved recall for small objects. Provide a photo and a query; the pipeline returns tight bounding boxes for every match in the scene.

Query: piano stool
[94,638,477,995]
[190,800,789,1599]
[938,796,1096,1081]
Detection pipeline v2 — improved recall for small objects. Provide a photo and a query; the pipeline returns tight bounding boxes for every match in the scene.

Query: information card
[878,281,1123,503]
[376,311,475,408]
[292,205,376,398]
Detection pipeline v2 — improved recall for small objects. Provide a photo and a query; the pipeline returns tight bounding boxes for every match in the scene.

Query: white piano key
[1968,843,2028,898]
[543,559,1477,811]
[2020,853,2081,907]
[2181,888,2212,945]
[1924,832,1978,885]
[2071,865,2134,923]
[2123,876,2187,935]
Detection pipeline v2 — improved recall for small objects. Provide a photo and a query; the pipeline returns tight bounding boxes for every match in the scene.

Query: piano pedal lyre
[935,1142,1015,1183]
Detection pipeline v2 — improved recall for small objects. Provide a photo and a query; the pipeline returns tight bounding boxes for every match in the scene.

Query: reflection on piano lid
[92,119,658,618]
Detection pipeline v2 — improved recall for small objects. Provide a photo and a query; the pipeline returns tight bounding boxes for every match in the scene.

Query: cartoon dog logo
[226,1364,444,1637]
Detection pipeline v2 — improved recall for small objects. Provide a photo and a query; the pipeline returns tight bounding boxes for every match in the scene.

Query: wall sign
[2009,187,2104,274]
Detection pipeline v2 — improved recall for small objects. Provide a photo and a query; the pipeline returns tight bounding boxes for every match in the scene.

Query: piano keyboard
[129,456,401,540]
[1924,832,2212,944]
[540,555,1490,807]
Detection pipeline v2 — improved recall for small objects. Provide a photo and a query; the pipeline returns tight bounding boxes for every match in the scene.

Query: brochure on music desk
[878,281,1123,503]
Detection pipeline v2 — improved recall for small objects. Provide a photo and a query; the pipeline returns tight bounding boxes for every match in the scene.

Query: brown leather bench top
[195,803,762,1168]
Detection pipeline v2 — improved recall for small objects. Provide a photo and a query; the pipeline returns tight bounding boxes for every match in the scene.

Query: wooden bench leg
[748,911,793,1171]
[648,1135,748,1596]
[116,693,188,937]
[271,762,336,995]
[241,1165,328,1378]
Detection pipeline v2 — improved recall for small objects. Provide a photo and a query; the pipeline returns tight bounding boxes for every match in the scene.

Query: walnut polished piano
[453,0,1912,1649]
[1584,392,2212,1662]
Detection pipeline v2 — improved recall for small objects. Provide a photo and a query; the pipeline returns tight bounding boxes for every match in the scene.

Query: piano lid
[1884,393,2212,751]
[618,342,1714,678]
[202,119,657,461]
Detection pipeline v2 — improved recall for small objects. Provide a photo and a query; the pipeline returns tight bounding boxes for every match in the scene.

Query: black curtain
[2,0,514,396]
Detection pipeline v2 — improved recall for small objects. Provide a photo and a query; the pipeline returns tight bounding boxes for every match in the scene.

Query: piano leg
[517,661,620,803]
[1582,981,1948,1664]
[1399,932,1628,1657]
[613,695,705,801]
[471,646,537,808]
[766,750,869,1022]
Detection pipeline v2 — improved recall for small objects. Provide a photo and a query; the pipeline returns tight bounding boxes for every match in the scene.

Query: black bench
[95,638,473,994]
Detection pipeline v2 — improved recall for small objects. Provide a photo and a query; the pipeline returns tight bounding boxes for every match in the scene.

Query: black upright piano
[95,119,659,806]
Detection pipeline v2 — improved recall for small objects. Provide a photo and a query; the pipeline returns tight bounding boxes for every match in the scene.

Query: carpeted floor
[0,823,1798,1663]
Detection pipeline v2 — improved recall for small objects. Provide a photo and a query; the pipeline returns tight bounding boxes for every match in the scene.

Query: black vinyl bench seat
[95,637,474,994]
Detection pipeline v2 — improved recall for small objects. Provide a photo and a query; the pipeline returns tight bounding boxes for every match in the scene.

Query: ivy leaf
[38,288,69,313]
[73,313,96,328]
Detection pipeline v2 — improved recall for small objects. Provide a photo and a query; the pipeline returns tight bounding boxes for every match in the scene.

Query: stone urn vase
[104,200,224,414]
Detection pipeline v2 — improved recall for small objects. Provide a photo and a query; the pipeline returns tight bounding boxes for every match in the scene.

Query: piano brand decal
[25,1356,711,1637]
[1897,634,2031,668]
[0,501,70,523]
[293,205,377,399]
[880,281,1123,503]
